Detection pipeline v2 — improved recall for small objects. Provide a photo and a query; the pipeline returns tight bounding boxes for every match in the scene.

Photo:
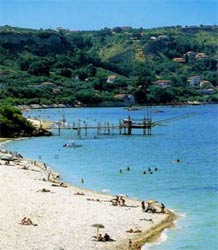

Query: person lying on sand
[126,229,142,233]
[37,188,51,192]
[139,218,154,223]
[20,217,37,226]
[126,229,134,233]
[74,192,85,195]
[87,198,101,202]
[21,165,29,170]
[51,182,67,188]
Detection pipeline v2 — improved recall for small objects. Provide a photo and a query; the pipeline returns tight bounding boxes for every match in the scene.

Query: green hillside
[0,25,217,106]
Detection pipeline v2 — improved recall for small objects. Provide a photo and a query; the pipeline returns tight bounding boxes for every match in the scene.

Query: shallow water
[2,105,218,250]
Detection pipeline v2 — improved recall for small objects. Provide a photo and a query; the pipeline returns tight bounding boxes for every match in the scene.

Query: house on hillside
[195,53,206,60]
[187,76,201,87]
[107,75,117,83]
[183,51,196,62]
[153,80,172,88]
[200,80,213,89]
[172,57,185,63]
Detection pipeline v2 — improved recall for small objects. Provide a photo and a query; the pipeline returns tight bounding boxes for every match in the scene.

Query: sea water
[2,105,218,250]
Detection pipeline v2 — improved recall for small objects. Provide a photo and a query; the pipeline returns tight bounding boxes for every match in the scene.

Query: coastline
[0,145,177,250]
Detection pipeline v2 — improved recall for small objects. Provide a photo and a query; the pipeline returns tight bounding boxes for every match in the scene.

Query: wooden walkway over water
[51,111,196,138]
[52,116,154,137]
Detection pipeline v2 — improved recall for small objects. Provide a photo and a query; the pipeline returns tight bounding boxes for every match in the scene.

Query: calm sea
[2,105,218,250]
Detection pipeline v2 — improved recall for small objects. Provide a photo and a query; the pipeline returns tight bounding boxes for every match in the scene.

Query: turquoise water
[2,105,218,250]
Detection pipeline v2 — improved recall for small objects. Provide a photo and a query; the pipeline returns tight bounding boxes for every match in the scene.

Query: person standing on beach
[160,203,165,213]
[141,201,145,212]
[128,239,133,250]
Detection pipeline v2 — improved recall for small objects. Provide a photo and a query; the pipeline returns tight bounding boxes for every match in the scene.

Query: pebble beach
[0,148,176,250]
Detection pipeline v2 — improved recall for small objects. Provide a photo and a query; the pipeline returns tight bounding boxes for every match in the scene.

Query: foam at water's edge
[0,140,12,146]
[141,211,186,250]
[141,228,169,250]
[101,189,111,193]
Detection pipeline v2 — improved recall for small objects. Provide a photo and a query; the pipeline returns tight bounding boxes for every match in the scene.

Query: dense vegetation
[0,25,217,106]
[0,105,51,137]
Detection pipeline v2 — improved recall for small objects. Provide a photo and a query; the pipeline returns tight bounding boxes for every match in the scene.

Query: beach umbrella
[0,154,15,161]
[92,224,104,238]
[145,199,158,204]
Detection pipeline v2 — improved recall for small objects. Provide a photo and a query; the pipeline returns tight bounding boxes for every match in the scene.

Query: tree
[59,68,73,78]
[0,105,34,137]
[28,60,50,76]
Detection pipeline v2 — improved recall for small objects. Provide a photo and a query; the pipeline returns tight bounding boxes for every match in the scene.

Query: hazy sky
[0,0,217,30]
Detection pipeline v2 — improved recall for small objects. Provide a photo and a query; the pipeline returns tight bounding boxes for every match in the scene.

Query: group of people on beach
[96,233,112,242]
[141,201,166,213]
[111,195,126,206]
[128,239,141,250]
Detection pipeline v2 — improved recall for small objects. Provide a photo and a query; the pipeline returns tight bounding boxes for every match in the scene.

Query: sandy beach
[0,149,176,250]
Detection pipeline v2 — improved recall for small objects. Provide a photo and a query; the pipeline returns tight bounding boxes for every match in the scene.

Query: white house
[107,75,117,83]
[187,76,201,86]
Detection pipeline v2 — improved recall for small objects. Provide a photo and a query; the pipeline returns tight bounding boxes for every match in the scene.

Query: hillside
[0,25,217,106]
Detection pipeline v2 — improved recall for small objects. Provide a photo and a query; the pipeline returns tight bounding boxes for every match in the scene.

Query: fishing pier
[72,116,153,137]
[51,110,196,138]
[54,116,154,137]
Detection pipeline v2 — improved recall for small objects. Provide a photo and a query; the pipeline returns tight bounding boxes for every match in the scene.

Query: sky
[0,0,217,31]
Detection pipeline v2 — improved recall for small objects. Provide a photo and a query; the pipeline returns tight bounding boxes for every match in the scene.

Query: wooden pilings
[54,115,153,137]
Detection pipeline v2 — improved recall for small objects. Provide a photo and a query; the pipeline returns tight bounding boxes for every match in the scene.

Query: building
[187,76,201,86]
[107,75,117,83]
[199,80,213,89]
[153,80,172,88]
[195,53,206,60]
[172,57,185,63]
